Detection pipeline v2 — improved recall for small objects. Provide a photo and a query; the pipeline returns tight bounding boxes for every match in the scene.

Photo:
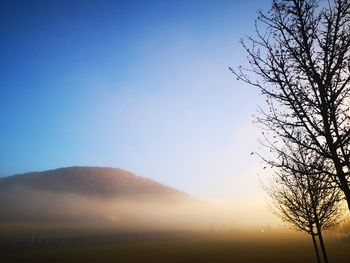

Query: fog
[0,186,275,231]
[0,186,249,230]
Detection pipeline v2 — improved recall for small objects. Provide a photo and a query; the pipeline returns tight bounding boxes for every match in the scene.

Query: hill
[0,167,191,225]
[0,166,188,200]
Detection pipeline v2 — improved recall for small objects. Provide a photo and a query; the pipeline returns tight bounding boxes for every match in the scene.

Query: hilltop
[0,166,188,200]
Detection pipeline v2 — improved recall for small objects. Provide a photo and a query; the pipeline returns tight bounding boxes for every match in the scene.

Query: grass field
[1,224,349,263]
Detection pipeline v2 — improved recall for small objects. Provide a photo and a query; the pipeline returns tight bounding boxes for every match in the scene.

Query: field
[1,224,349,263]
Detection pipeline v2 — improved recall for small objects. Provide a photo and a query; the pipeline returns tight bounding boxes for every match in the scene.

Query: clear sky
[0,0,273,218]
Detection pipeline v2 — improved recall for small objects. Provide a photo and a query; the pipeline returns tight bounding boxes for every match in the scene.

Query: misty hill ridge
[0,166,189,200]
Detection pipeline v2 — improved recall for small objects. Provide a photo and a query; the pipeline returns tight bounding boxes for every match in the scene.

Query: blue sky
[0,0,272,207]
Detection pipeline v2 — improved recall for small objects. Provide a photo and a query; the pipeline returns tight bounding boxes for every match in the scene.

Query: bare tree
[265,143,344,263]
[231,0,350,209]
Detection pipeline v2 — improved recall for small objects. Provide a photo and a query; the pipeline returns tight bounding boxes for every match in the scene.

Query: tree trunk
[307,175,329,263]
[328,144,350,211]
[338,173,350,211]
[316,225,329,263]
[311,230,321,263]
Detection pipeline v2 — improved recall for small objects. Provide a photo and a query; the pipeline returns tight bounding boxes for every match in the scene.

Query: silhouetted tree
[232,0,350,209]
[265,142,344,263]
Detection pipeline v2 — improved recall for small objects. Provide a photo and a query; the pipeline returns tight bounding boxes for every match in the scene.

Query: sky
[0,0,274,219]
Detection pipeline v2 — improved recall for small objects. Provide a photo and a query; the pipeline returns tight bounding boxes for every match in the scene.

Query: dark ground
[1,224,349,263]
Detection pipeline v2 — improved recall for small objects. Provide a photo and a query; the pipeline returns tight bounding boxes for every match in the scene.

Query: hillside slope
[0,167,191,224]
[0,166,188,200]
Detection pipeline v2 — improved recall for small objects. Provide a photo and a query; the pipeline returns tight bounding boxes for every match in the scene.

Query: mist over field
[0,187,234,229]
[0,167,254,231]
[1,167,347,263]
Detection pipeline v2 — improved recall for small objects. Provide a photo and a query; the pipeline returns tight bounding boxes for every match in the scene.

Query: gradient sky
[0,0,274,217]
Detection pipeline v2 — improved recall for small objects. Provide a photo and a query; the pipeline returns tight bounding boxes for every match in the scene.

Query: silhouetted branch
[232,0,350,209]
